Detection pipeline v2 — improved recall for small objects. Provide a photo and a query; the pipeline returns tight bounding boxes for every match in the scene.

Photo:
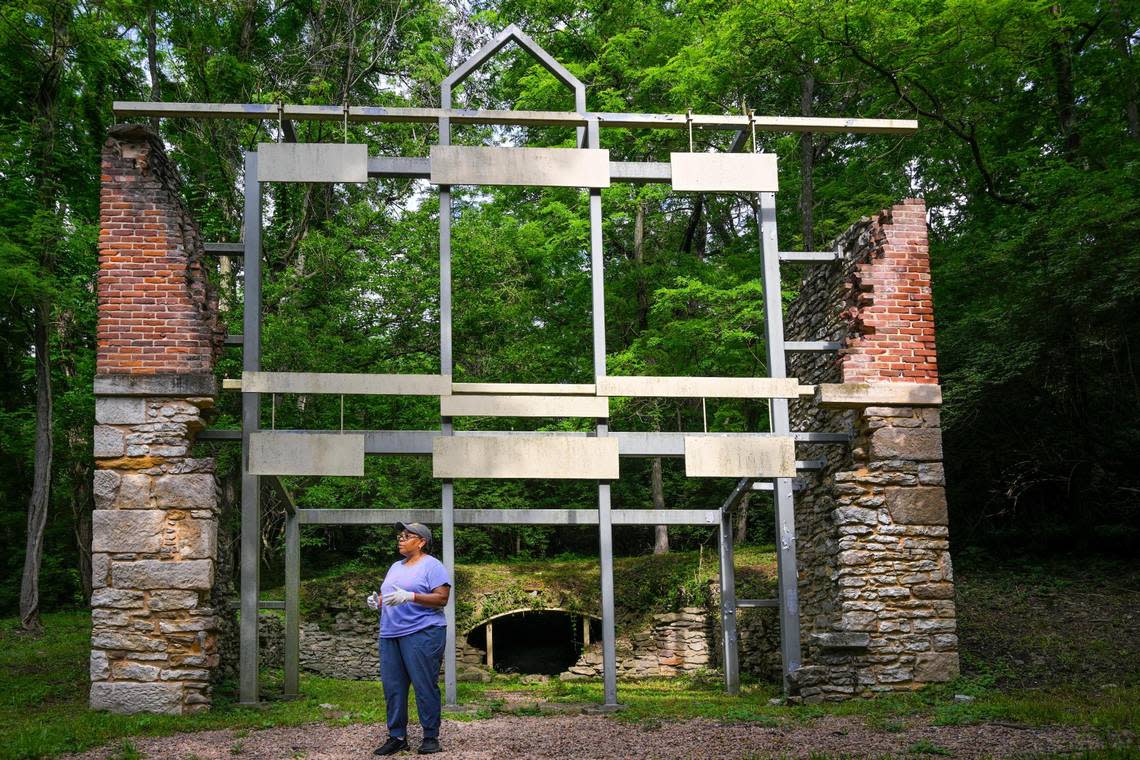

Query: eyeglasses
[397,532,422,542]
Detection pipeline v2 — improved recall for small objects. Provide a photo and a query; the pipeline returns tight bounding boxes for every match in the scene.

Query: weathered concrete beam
[817,382,942,408]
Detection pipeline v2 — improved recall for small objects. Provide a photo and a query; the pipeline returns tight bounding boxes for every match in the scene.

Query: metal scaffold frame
[115,24,917,707]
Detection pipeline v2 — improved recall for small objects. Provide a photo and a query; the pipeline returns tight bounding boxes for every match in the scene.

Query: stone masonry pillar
[786,199,959,701]
[90,124,223,714]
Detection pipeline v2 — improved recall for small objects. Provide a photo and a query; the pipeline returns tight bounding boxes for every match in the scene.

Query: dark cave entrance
[466,609,602,675]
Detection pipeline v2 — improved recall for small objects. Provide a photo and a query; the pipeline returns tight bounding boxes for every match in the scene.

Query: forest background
[1,0,1138,625]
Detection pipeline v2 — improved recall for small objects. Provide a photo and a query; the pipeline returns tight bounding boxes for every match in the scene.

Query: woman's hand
[383,587,415,606]
[366,591,380,610]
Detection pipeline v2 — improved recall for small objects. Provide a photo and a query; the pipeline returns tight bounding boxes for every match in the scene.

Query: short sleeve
[426,558,451,590]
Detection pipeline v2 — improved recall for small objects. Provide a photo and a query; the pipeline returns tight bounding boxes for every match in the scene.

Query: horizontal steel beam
[785,341,844,352]
[779,251,838,263]
[753,479,806,492]
[205,242,244,254]
[736,598,779,608]
[296,508,722,526]
[113,101,918,135]
[196,428,851,448]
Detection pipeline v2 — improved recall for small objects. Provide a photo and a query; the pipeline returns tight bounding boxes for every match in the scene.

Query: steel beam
[757,191,803,693]
[587,115,619,709]
[284,510,299,697]
[295,508,721,526]
[435,95,458,709]
[199,427,850,450]
[785,341,844,352]
[779,251,838,263]
[204,242,244,254]
[239,151,262,704]
[112,101,919,135]
[718,513,740,694]
[737,598,780,608]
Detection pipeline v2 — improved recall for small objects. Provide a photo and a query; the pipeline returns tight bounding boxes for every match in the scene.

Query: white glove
[383,587,415,606]
[366,591,380,610]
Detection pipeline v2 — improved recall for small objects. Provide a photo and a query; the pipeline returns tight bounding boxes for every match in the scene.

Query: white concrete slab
[257,143,368,183]
[670,152,779,193]
[452,382,597,396]
[241,372,450,396]
[684,436,795,478]
[441,395,609,418]
[430,145,610,188]
[249,432,366,476]
[433,436,619,479]
[818,382,942,408]
[596,375,808,399]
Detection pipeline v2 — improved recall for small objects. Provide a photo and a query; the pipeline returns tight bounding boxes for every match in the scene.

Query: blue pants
[379,625,445,739]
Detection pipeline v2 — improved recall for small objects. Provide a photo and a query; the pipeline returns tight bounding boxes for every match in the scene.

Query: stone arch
[464,608,601,676]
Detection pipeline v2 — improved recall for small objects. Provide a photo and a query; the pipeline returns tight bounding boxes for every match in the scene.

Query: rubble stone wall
[785,198,959,702]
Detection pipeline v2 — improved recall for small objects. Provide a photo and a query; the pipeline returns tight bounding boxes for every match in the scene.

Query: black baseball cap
[395,522,432,545]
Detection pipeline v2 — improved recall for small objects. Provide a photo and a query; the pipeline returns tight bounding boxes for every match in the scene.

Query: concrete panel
[441,395,609,418]
[670,152,779,193]
[433,436,619,479]
[242,372,450,396]
[430,145,610,188]
[452,382,596,396]
[818,382,942,408]
[684,436,795,477]
[249,432,365,476]
[256,143,368,183]
[597,375,807,399]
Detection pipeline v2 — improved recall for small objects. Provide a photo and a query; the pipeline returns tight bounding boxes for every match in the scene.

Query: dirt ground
[68,714,1103,759]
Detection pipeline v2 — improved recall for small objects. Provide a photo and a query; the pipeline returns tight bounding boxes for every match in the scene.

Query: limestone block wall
[91,124,223,714]
[785,199,959,701]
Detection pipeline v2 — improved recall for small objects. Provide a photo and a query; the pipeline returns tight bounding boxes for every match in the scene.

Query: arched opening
[466,609,602,675]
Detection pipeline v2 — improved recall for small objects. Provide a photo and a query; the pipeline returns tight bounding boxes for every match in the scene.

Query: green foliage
[3,0,1140,615]
[296,546,777,632]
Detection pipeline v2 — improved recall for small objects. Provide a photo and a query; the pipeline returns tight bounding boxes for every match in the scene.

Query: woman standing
[368,522,451,755]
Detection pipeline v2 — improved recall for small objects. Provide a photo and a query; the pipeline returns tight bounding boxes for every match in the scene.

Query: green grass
[4,554,1140,759]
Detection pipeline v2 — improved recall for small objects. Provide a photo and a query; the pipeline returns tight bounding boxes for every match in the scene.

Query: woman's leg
[379,635,411,738]
[400,625,446,739]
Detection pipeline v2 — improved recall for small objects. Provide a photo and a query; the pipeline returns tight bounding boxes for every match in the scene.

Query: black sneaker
[418,737,442,754]
[373,736,409,755]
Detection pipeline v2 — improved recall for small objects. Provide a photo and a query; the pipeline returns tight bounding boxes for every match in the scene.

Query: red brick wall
[97,124,222,376]
[840,198,939,384]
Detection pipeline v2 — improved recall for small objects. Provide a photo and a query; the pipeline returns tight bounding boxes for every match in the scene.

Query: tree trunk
[1110,0,1139,139]
[1050,5,1081,159]
[20,303,53,633]
[799,72,815,251]
[734,493,750,545]
[73,479,93,601]
[651,456,668,554]
[20,5,67,634]
[146,2,161,132]
[633,201,649,329]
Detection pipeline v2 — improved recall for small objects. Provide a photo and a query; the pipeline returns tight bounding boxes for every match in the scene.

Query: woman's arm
[411,584,450,608]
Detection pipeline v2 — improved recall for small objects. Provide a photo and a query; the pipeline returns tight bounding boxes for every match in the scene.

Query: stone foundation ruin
[91,107,957,711]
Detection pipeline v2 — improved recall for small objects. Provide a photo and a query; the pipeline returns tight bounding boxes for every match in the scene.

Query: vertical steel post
[757,190,803,692]
[284,510,299,697]
[586,117,618,707]
[718,513,740,694]
[437,102,458,708]
[239,151,262,704]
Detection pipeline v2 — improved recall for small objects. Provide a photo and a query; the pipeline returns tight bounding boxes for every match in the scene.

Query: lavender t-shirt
[379,555,451,638]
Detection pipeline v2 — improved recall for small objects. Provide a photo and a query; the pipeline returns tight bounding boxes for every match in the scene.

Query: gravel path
[68,715,1102,759]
